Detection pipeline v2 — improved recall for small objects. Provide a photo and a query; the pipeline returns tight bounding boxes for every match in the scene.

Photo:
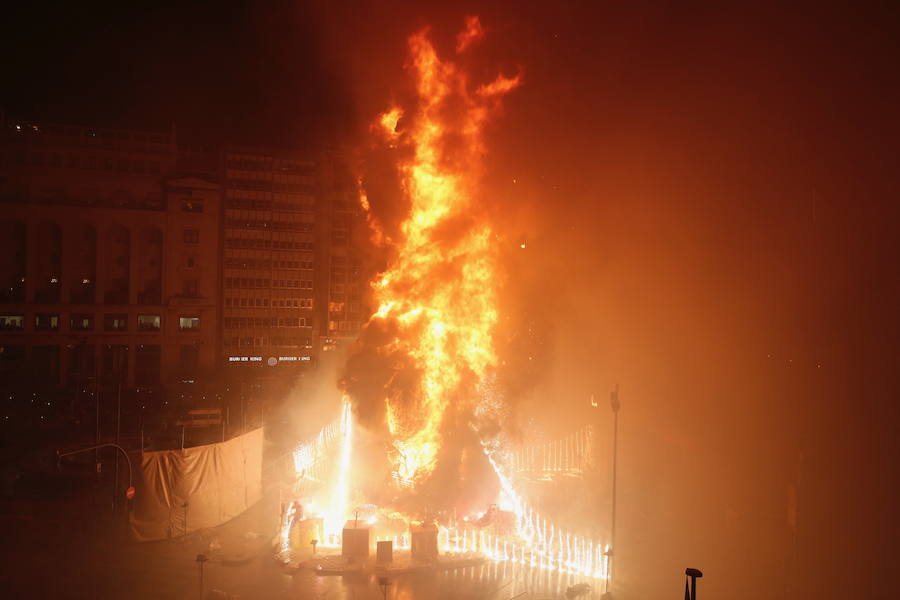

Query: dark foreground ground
[1,485,604,600]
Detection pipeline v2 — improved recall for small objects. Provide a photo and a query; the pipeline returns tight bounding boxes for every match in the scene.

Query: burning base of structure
[273,399,610,583]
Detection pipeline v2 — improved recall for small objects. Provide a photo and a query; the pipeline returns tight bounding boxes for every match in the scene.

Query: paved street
[1,486,601,600]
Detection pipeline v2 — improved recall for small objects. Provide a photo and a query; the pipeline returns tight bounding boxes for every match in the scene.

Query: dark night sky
[3,1,899,598]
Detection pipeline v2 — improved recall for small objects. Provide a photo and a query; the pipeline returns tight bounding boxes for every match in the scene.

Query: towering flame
[362,18,520,485]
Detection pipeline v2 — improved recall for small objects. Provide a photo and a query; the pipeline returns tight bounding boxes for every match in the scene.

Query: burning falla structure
[277,18,610,584]
[358,15,520,487]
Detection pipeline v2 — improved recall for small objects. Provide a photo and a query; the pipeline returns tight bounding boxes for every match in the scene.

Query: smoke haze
[314,4,900,598]
[4,1,896,597]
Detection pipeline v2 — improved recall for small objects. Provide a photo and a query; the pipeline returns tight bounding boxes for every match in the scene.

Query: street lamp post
[685,567,703,600]
[378,576,391,600]
[196,554,208,600]
[605,384,620,597]
[58,442,135,539]
[113,364,123,512]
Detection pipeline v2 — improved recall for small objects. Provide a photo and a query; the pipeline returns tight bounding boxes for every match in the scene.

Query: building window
[179,316,200,331]
[35,314,60,331]
[181,199,204,213]
[179,345,199,378]
[32,345,60,384]
[70,314,94,331]
[0,344,26,380]
[182,279,199,297]
[67,343,95,384]
[183,229,200,244]
[135,344,161,385]
[104,314,128,331]
[137,314,161,331]
[0,315,25,331]
[102,344,128,382]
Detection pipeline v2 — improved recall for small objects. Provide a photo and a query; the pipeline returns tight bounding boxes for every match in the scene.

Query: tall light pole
[605,384,620,597]
[58,441,135,539]
[113,354,123,512]
[196,554,208,600]
[378,576,391,600]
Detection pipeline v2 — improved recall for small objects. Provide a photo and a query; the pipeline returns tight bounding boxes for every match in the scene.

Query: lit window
[35,314,59,331]
[137,315,161,331]
[0,315,25,331]
[104,314,128,331]
[70,314,94,331]
[179,316,200,331]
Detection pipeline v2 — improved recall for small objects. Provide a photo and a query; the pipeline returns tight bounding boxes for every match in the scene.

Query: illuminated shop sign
[227,355,311,363]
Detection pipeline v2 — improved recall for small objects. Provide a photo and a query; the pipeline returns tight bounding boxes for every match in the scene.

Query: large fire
[278,19,611,587]
[363,16,521,485]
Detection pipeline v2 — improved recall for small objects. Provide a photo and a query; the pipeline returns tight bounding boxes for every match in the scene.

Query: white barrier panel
[129,428,263,542]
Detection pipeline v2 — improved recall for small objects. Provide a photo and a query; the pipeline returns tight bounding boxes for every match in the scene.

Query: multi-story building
[320,149,367,347]
[219,146,320,373]
[0,115,370,397]
[218,146,369,374]
[0,116,220,391]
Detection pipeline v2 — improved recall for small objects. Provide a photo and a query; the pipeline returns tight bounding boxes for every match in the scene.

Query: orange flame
[363,18,520,484]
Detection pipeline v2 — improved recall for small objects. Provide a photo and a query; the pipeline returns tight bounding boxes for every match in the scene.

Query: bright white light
[325,397,353,536]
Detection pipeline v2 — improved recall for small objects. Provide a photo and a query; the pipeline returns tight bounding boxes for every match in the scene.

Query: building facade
[219,146,319,372]
[219,146,368,374]
[320,149,367,346]
[0,116,369,395]
[0,117,220,391]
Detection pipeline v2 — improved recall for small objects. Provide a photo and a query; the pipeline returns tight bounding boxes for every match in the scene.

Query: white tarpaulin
[129,428,263,542]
